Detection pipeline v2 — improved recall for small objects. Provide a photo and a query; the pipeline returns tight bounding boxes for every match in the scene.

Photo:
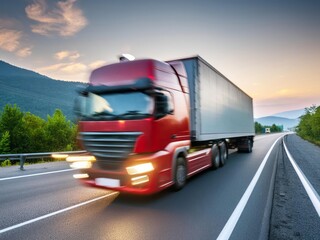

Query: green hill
[0,60,86,120]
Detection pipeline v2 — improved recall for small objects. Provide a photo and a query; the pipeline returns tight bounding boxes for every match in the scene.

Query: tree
[297,105,320,145]
[310,106,320,141]
[297,108,313,138]
[0,104,78,154]
[255,122,263,134]
[270,124,282,133]
[45,109,77,152]
[0,104,27,153]
[0,131,10,154]
[22,112,47,152]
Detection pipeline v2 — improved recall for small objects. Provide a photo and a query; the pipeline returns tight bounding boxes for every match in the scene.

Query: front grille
[79,132,142,170]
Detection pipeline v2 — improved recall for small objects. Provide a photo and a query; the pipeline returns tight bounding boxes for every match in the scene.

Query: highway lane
[284,134,320,194]
[270,134,320,239]
[0,133,284,240]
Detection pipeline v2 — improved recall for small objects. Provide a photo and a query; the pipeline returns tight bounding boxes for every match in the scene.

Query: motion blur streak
[0,192,119,234]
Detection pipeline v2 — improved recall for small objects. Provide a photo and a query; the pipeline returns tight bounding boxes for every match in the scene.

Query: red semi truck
[69,56,254,195]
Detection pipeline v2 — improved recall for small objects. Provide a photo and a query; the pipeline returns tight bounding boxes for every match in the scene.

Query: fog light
[73,173,89,179]
[70,161,92,169]
[126,163,154,175]
[131,175,149,185]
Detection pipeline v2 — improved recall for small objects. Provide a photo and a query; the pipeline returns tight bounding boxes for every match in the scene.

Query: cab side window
[155,91,174,119]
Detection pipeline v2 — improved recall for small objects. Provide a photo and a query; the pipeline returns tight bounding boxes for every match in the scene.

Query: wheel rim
[176,165,186,186]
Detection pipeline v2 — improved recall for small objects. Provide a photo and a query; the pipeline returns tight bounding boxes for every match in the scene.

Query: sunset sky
[1,0,319,117]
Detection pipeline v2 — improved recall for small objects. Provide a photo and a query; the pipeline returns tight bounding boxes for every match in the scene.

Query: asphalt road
[269,134,320,240]
[0,133,289,240]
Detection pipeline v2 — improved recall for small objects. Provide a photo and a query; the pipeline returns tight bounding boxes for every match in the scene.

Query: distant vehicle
[265,128,271,133]
[69,56,255,195]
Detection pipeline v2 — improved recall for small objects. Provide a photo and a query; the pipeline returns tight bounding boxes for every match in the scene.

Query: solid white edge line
[0,192,118,234]
[0,169,76,181]
[216,135,283,240]
[283,138,320,217]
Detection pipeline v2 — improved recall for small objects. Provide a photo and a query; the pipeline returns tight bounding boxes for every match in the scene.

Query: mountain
[255,116,299,130]
[272,109,305,119]
[255,109,305,131]
[0,60,86,120]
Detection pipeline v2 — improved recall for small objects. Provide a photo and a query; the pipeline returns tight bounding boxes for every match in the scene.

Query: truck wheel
[238,138,253,153]
[211,144,220,170]
[247,139,252,153]
[219,142,228,167]
[173,157,187,191]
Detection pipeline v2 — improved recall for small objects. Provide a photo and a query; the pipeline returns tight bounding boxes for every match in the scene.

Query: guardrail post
[20,155,26,171]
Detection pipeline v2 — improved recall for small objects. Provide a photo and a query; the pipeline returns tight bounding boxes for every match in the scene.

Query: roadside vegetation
[297,105,320,146]
[255,122,283,134]
[0,104,78,158]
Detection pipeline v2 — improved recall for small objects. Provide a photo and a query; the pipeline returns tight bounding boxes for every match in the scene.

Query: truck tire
[211,144,220,170]
[247,139,253,153]
[237,138,253,153]
[173,156,187,191]
[219,142,228,167]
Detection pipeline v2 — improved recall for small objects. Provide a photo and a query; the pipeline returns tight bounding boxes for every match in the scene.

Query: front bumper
[77,150,173,195]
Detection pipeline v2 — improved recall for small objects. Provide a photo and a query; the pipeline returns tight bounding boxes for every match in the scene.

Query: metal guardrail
[0,150,87,170]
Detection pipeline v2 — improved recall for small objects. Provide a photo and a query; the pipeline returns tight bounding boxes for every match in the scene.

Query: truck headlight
[126,163,154,175]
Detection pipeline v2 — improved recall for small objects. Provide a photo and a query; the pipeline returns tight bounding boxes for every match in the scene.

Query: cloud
[36,62,89,81]
[0,27,22,52]
[16,47,33,57]
[38,62,86,73]
[60,62,87,73]
[55,50,80,60]
[0,18,33,57]
[275,88,297,97]
[0,18,20,29]
[36,59,109,82]
[25,0,88,37]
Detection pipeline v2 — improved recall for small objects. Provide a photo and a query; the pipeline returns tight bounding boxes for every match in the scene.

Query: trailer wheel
[219,142,228,167]
[247,139,253,153]
[211,144,220,170]
[173,156,187,191]
[238,138,253,153]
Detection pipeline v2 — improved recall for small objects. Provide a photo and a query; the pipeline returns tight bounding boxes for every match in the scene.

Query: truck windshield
[81,92,154,120]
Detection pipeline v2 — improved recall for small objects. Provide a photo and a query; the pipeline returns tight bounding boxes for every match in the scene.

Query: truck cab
[73,59,192,194]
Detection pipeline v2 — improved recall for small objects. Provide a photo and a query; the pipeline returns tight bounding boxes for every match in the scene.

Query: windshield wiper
[90,111,118,119]
[92,111,116,116]
[117,111,151,119]
[88,110,150,120]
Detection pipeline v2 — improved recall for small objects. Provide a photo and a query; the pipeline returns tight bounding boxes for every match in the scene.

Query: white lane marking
[217,135,283,240]
[283,138,320,217]
[0,169,75,181]
[0,192,118,234]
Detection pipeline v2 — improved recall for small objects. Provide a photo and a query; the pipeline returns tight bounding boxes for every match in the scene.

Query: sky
[0,0,320,118]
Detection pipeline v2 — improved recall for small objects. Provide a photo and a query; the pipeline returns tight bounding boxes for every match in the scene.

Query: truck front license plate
[95,178,120,188]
